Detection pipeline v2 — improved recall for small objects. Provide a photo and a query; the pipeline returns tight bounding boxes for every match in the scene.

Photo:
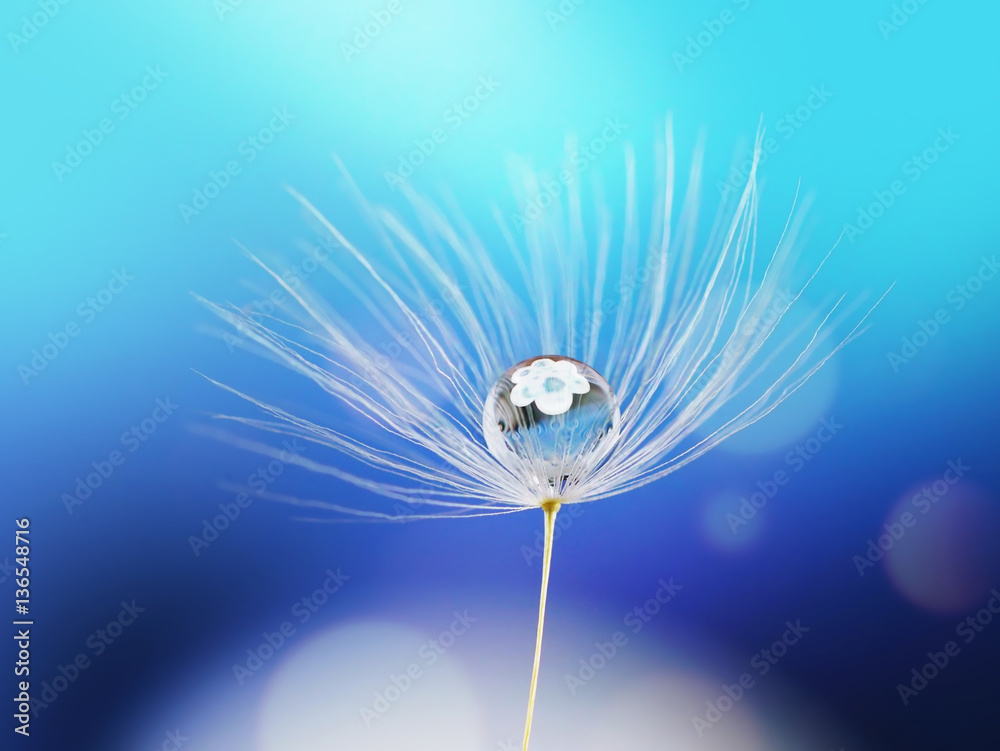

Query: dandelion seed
[200,122,888,751]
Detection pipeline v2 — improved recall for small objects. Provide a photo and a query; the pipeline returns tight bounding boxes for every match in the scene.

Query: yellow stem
[522,500,560,751]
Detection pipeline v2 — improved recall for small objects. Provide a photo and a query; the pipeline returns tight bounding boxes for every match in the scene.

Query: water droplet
[482,355,621,493]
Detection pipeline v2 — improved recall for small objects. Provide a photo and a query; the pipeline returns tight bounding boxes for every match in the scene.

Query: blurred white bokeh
[125,593,869,750]
[259,621,484,750]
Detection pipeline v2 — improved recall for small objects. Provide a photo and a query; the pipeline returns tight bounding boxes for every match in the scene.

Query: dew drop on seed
[482,355,621,489]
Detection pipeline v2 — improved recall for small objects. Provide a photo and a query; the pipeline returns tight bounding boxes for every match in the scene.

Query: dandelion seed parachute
[201,123,887,751]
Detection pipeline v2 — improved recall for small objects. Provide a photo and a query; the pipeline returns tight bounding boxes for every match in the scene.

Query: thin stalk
[522,500,560,751]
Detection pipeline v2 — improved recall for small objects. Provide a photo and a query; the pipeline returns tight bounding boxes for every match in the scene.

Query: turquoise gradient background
[3,1,999,749]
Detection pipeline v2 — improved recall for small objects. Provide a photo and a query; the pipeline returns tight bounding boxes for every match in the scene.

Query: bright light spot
[125,597,865,751]
[580,672,767,750]
[258,621,484,751]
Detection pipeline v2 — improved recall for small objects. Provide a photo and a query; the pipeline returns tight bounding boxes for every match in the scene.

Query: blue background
[3,0,999,749]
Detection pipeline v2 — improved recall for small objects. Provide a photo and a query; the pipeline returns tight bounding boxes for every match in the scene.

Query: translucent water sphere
[482,356,621,492]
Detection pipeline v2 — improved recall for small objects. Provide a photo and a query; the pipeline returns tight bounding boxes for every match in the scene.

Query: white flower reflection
[510,358,591,416]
